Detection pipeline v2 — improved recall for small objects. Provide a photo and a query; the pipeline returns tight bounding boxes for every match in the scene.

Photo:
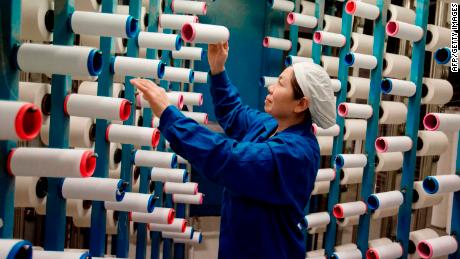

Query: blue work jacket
[158,71,320,259]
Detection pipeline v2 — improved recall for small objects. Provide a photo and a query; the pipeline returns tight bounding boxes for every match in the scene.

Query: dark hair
[291,75,312,122]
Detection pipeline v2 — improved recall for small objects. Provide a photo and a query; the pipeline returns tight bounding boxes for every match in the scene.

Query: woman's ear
[294,97,309,113]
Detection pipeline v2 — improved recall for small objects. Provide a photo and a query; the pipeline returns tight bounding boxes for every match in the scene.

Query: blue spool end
[367,194,380,210]
[171,154,178,168]
[190,228,195,239]
[109,56,116,74]
[87,49,103,76]
[422,176,439,194]
[334,155,344,169]
[344,53,355,66]
[175,36,183,51]
[79,252,91,259]
[157,61,166,79]
[125,16,140,39]
[285,56,293,66]
[116,180,127,202]
[434,47,451,65]
[259,77,265,87]
[7,240,32,259]
[189,71,195,83]
[201,50,206,60]
[380,78,393,94]
[147,195,155,213]
[182,169,188,182]
[197,232,203,243]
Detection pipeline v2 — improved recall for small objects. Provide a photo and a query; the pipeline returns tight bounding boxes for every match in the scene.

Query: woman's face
[264,67,306,119]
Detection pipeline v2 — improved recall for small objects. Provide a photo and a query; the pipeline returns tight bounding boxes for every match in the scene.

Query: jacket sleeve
[159,106,312,205]
[210,70,269,141]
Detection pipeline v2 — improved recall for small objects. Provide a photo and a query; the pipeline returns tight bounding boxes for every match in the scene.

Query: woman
[131,42,336,259]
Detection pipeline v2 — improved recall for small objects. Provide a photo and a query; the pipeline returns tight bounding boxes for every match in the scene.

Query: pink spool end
[263,37,270,47]
[375,137,388,153]
[337,103,348,117]
[202,3,207,15]
[332,204,344,218]
[181,23,196,43]
[204,114,209,125]
[6,149,16,176]
[345,0,357,15]
[423,113,440,131]
[15,103,42,140]
[311,124,317,135]
[366,248,380,259]
[168,209,176,224]
[416,241,433,259]
[151,129,161,147]
[181,219,187,232]
[178,94,184,110]
[119,100,132,121]
[105,124,112,141]
[286,13,295,24]
[63,95,70,115]
[313,31,322,43]
[198,193,204,204]
[80,151,96,177]
[198,94,204,106]
[194,183,199,194]
[386,21,399,36]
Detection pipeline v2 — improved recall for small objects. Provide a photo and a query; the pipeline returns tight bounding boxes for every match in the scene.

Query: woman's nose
[267,84,274,93]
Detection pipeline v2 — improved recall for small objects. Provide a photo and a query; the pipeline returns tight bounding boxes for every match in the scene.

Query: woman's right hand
[208,41,229,75]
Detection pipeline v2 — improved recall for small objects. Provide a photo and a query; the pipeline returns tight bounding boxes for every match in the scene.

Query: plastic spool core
[41,93,52,115]
[378,107,384,119]
[337,103,348,116]
[45,10,54,33]
[412,189,420,203]
[435,47,451,64]
[417,241,432,258]
[416,136,424,151]
[15,245,31,259]
[157,62,166,79]
[426,30,433,45]
[382,58,388,70]
[313,32,322,43]
[375,138,387,152]
[89,123,96,142]
[421,83,429,98]
[345,1,357,14]
[81,151,97,177]
[422,177,438,194]
[367,195,379,210]
[346,81,351,93]
[334,155,344,168]
[344,53,354,65]
[89,50,103,76]
[36,177,48,199]
[152,129,161,147]
[380,79,392,94]
[120,100,131,121]
[286,13,295,24]
[19,106,42,140]
[114,148,122,164]
[332,205,344,218]
[181,23,196,42]
[386,21,399,36]
[263,37,270,47]
[366,249,378,259]
[339,169,345,180]
[423,113,439,130]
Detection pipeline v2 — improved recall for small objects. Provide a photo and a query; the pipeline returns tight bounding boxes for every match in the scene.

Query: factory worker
[130,41,336,259]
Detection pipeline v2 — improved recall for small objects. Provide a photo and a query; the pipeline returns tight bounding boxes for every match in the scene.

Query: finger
[223,41,229,49]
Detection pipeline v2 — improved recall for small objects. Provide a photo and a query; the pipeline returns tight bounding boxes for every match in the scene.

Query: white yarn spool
[138,92,184,109]
[421,78,453,105]
[313,31,346,48]
[368,238,393,248]
[334,244,358,252]
[388,4,415,24]
[321,56,339,76]
[425,24,451,52]
[368,191,404,210]
[386,21,424,42]
[285,55,313,66]
[112,56,165,79]
[347,76,370,100]
[40,116,95,148]
[0,101,42,141]
[350,33,373,55]
[164,182,198,195]
[375,136,413,153]
[380,78,416,97]
[371,207,398,219]
[416,131,448,156]
[172,91,203,106]
[412,181,443,210]
[336,215,360,227]
[34,250,90,259]
[409,228,439,257]
[172,47,204,60]
[20,0,53,42]
[332,249,362,259]
[260,76,278,87]
[106,124,161,147]
[323,15,342,33]
[338,103,373,119]
[423,113,460,132]
[181,23,230,44]
[78,81,124,98]
[417,235,458,259]
[379,101,407,125]
[172,0,207,15]
[134,150,177,168]
[424,175,460,195]
[263,37,292,51]
[269,0,295,12]
[298,38,313,57]
[345,0,379,20]
[173,231,203,244]
[162,226,194,239]
[317,136,333,156]
[330,79,342,92]
[0,239,32,258]
[332,201,367,218]
[382,53,412,79]
[344,52,377,69]
[105,192,155,213]
[79,35,126,54]
[181,112,208,124]
[375,152,403,172]
[8,148,96,178]
[71,11,138,38]
[334,154,367,168]
[64,94,131,121]
[151,168,187,183]
[194,71,209,83]
[311,180,330,195]
[159,14,198,30]
[316,169,336,182]
[14,176,47,208]
[172,193,203,205]
[163,66,194,83]
[366,242,403,259]
[300,0,315,16]
[75,0,101,12]
[18,82,51,115]
[16,43,102,77]
[312,124,340,137]
[339,168,363,185]
[138,32,182,51]
[286,13,317,28]
[305,212,330,229]
[149,218,187,233]
[62,178,126,202]
[131,207,175,224]
[343,119,367,141]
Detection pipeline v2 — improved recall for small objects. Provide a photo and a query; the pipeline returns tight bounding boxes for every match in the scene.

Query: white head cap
[292,62,336,128]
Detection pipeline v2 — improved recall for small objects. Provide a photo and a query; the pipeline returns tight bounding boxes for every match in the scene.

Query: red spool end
[345,0,357,15]
[337,103,348,117]
[15,103,42,140]
[181,23,196,43]
[375,137,388,153]
[63,95,70,116]
[105,124,112,142]
[423,113,440,131]
[6,149,16,176]
[286,13,295,25]
[167,209,176,224]
[198,193,203,205]
[119,100,132,121]
[263,37,270,47]
[386,21,399,36]
[151,129,161,147]
[313,31,322,43]
[177,94,184,110]
[332,204,344,218]
[194,183,199,194]
[416,240,433,259]
[311,124,318,135]
[181,219,187,232]
[198,94,203,106]
[366,248,380,259]
[202,3,208,15]
[203,114,209,125]
[80,151,97,177]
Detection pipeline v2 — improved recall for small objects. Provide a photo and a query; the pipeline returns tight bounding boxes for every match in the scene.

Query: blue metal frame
[288,1,301,56]
[0,0,21,239]
[449,133,460,259]
[395,1,429,258]
[323,1,352,256]
[44,0,73,251]
[89,0,117,256]
[311,0,325,65]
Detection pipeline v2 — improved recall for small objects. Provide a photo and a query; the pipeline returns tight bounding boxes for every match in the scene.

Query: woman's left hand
[130,78,170,118]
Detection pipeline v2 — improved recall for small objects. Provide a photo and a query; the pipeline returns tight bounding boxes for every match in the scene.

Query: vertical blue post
[449,134,460,259]
[90,0,116,256]
[0,0,21,239]
[44,0,73,251]
[311,0,325,65]
[323,2,352,255]
[395,1,429,258]
[117,0,141,257]
[356,0,388,254]
[288,0,300,56]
